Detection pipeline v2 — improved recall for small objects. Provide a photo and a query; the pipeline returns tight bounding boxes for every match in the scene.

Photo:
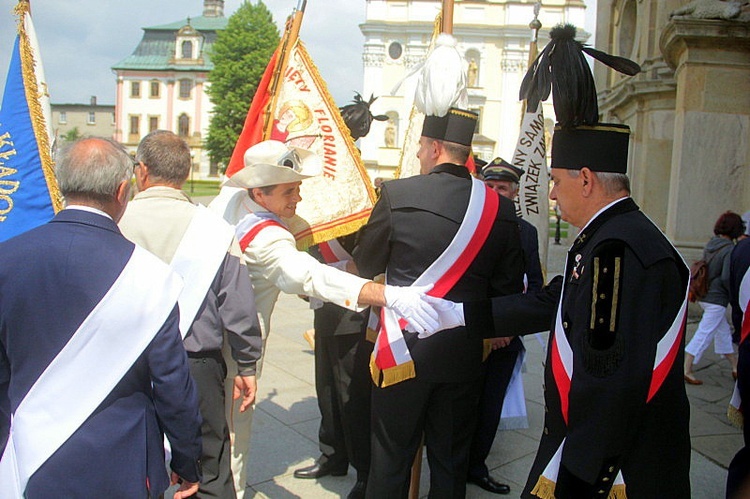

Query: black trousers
[366,376,482,499]
[188,353,236,499]
[467,346,520,479]
[314,330,373,478]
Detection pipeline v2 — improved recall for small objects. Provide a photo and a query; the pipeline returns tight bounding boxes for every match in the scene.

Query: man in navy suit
[0,137,202,498]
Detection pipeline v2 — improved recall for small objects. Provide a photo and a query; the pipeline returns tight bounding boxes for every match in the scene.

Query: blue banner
[0,22,58,243]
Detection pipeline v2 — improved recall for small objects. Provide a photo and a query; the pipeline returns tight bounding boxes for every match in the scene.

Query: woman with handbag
[684,211,746,385]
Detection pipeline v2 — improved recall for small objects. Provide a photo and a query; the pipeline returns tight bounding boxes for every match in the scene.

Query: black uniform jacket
[354,163,524,382]
[467,197,691,498]
[308,233,368,337]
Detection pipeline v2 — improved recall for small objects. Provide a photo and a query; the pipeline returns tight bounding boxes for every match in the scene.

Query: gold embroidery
[591,256,600,330]
[610,257,621,332]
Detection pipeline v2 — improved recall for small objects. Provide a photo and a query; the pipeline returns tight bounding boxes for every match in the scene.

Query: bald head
[57,137,132,202]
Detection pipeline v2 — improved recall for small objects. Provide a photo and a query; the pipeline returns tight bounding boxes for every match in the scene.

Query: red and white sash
[235,212,286,252]
[370,178,499,388]
[729,265,750,427]
[533,238,689,499]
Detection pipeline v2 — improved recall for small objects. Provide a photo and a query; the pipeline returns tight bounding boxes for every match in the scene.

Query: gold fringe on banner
[15,0,62,213]
[608,483,627,499]
[530,476,556,499]
[728,404,744,429]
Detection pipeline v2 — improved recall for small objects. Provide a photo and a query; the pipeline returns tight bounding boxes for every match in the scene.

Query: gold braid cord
[15,1,62,212]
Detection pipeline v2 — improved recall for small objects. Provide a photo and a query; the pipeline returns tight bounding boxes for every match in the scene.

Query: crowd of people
[2,25,750,499]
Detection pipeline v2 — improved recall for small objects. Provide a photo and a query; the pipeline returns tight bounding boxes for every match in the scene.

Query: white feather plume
[413,34,468,117]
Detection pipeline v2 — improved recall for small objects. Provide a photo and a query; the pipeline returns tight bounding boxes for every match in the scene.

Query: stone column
[660,19,750,258]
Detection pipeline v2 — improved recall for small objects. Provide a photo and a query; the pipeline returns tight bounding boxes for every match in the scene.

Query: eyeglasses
[277,149,301,171]
[132,160,141,172]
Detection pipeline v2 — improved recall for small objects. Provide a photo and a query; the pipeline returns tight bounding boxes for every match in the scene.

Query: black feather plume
[520,24,640,128]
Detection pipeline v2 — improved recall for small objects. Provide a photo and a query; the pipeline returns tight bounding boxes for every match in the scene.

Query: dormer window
[175,23,203,63]
[181,40,193,59]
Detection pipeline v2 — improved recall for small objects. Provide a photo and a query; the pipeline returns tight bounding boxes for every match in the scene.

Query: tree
[206,1,279,171]
[61,127,81,143]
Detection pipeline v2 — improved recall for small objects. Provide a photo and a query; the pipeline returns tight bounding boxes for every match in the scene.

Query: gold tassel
[728,404,745,429]
[370,356,416,388]
[607,483,627,499]
[530,475,556,499]
[369,355,381,386]
[483,339,493,361]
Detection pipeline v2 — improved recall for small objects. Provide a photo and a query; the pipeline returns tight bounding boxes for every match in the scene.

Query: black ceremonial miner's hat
[520,24,640,173]
[421,108,478,147]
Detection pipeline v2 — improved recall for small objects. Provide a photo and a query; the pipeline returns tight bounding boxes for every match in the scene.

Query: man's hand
[416,296,465,339]
[384,284,438,334]
[233,375,257,413]
[170,472,199,498]
[489,337,512,349]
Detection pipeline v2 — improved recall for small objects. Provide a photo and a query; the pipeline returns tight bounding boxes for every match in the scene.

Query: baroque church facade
[112,0,226,178]
[357,0,589,181]
[594,0,749,256]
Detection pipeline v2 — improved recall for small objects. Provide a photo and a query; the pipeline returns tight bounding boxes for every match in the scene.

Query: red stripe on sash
[319,241,339,264]
[550,337,571,425]
[239,220,285,252]
[376,309,398,366]
[647,317,686,402]
[741,305,750,346]
[428,187,500,298]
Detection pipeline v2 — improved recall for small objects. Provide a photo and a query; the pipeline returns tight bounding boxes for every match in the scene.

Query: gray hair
[136,130,191,185]
[567,169,630,196]
[56,137,132,203]
[440,141,471,164]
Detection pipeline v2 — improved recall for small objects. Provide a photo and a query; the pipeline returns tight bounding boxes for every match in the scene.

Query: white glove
[416,296,465,339]
[384,284,438,334]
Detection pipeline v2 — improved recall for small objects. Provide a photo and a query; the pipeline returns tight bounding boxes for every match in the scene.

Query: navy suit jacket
[0,209,202,498]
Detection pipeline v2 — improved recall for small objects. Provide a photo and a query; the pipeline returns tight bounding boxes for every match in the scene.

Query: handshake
[384,284,465,338]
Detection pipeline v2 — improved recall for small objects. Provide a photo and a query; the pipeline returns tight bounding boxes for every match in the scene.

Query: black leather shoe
[293,459,348,479]
[467,475,511,494]
[346,479,367,499]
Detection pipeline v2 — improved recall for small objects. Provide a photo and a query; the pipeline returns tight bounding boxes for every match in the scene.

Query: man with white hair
[0,137,202,498]
[210,140,439,496]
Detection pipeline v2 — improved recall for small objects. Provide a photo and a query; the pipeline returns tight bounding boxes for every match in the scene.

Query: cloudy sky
[0,0,366,106]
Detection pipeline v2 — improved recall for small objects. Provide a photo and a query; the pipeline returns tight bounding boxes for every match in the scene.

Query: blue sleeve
[147,305,203,483]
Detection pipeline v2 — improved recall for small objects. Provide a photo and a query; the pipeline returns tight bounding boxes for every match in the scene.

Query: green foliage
[206,1,280,172]
[61,127,81,143]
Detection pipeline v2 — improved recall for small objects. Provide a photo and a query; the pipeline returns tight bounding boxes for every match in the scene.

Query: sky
[0,0,367,106]
[0,0,595,108]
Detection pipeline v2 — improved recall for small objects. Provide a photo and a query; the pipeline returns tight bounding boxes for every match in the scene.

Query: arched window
[178,114,190,137]
[181,40,193,59]
[179,79,192,99]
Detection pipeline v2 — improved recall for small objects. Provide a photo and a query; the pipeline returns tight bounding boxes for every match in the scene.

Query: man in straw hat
[353,107,525,497]
[427,24,692,498]
[209,140,440,496]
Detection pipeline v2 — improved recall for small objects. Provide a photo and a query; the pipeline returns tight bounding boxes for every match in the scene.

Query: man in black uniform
[432,24,691,499]
[467,159,544,495]
[354,108,524,498]
[293,233,372,499]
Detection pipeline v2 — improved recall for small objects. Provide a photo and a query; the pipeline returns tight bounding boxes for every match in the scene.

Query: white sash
[172,205,235,338]
[0,246,183,497]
